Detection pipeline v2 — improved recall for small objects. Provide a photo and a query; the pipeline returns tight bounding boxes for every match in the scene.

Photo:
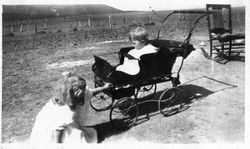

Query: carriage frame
[90,11,208,129]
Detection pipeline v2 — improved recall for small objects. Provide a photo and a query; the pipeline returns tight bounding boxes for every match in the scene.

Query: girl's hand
[104,83,112,89]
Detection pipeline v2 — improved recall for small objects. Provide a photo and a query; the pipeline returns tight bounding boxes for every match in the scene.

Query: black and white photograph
[0,0,248,147]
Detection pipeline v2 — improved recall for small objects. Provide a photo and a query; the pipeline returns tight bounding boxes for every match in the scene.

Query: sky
[1,0,247,11]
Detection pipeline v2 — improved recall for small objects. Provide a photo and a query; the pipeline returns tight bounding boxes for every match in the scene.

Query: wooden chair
[206,4,245,59]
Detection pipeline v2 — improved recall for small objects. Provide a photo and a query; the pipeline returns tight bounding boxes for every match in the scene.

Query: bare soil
[1,27,245,144]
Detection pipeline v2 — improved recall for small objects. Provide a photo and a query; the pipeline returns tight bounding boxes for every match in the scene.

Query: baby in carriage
[116,27,158,75]
[105,27,158,85]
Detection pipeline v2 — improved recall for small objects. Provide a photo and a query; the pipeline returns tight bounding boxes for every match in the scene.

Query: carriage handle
[156,10,208,81]
[176,13,208,80]
[157,10,208,43]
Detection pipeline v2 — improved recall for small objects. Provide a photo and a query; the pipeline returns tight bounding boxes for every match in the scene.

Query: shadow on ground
[93,121,129,143]
[134,84,214,125]
[92,84,214,143]
[213,53,245,64]
[200,47,245,65]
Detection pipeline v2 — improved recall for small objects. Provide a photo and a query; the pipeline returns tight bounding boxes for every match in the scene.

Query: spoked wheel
[110,97,138,129]
[90,81,113,111]
[90,92,114,111]
[135,84,157,100]
[158,87,183,116]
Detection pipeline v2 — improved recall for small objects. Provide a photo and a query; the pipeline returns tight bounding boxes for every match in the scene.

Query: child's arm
[88,83,112,95]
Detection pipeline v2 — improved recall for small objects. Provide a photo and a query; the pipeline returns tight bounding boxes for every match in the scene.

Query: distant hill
[2,5,123,21]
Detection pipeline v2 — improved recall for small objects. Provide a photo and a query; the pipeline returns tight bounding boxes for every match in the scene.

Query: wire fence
[2,10,244,36]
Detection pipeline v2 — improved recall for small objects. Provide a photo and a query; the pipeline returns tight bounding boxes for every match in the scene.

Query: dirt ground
[1,28,245,144]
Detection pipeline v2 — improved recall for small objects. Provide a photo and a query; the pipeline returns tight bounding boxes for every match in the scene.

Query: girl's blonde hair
[52,73,86,110]
[128,27,149,44]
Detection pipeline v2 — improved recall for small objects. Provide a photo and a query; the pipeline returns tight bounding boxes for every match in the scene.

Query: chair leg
[229,41,232,59]
[210,39,213,58]
[221,43,224,59]
[210,47,212,58]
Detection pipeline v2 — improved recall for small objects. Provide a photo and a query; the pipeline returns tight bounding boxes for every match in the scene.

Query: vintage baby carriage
[91,11,207,129]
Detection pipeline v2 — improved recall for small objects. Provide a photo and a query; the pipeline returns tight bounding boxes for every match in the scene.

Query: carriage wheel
[135,84,157,100]
[158,87,183,116]
[110,97,138,129]
[90,92,114,111]
[90,80,114,111]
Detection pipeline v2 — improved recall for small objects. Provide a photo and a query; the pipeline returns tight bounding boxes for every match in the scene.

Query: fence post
[179,13,186,22]
[61,17,64,31]
[79,21,81,28]
[109,15,112,28]
[123,16,126,26]
[34,22,37,34]
[88,18,91,27]
[20,23,23,32]
[44,18,47,29]
[10,24,13,33]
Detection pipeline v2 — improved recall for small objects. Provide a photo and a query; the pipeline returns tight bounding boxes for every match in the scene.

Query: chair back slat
[206,4,232,34]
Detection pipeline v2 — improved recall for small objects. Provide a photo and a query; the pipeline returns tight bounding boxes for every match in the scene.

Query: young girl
[116,27,158,75]
[30,72,111,143]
